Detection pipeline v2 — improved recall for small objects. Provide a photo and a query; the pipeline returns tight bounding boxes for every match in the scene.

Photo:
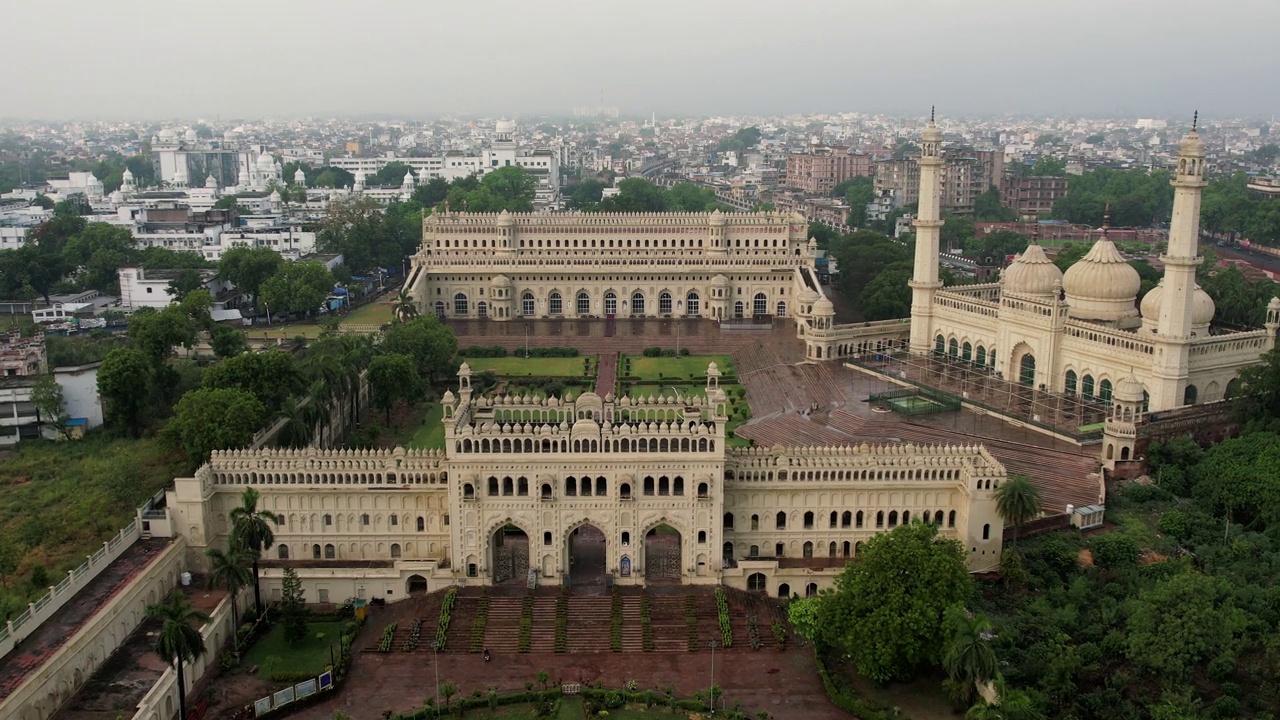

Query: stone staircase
[619,594,644,652]
[648,594,687,652]
[528,595,558,653]
[482,596,524,654]
[566,596,611,652]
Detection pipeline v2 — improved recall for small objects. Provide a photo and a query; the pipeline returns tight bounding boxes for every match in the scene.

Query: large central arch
[491,523,530,585]
[567,523,607,587]
[643,522,683,582]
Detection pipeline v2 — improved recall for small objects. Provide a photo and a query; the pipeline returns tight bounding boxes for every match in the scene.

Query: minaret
[1151,113,1206,409]
[909,108,945,355]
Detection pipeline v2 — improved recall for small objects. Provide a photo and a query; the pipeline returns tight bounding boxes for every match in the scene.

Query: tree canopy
[165,387,266,470]
[218,246,284,308]
[259,260,335,317]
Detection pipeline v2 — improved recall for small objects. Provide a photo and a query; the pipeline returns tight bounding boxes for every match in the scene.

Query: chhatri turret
[908,107,944,354]
[1150,113,1209,409]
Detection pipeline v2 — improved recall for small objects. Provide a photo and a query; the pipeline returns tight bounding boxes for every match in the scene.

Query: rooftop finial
[1102,203,1112,232]
[1030,220,1040,245]
[1192,110,1198,132]
[930,105,936,123]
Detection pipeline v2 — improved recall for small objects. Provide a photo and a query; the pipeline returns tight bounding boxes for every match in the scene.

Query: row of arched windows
[725,509,957,531]
[935,335,997,369]
[456,437,715,454]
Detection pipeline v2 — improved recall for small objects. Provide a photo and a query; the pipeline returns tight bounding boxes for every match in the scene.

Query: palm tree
[964,678,1037,720]
[205,546,253,655]
[277,396,321,449]
[393,290,418,322]
[993,474,1042,546]
[943,607,998,709]
[147,589,209,720]
[229,487,283,615]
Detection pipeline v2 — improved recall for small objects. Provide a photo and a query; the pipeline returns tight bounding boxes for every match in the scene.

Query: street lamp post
[708,639,719,715]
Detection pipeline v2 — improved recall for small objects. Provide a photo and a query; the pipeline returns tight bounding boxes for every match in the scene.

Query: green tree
[277,395,321,449]
[975,187,1018,222]
[205,546,252,654]
[599,177,669,212]
[280,566,308,645]
[218,246,284,309]
[140,246,211,269]
[259,260,335,317]
[97,347,152,432]
[565,179,606,210]
[965,230,1028,263]
[943,607,998,709]
[210,324,248,359]
[128,305,198,366]
[1190,431,1280,527]
[844,180,876,227]
[411,176,451,208]
[1232,346,1280,429]
[0,538,24,588]
[786,596,822,641]
[941,214,975,253]
[440,681,459,714]
[62,222,138,293]
[666,182,718,212]
[369,161,413,187]
[480,166,538,211]
[202,349,304,414]
[1051,242,1088,272]
[166,268,205,302]
[317,196,405,272]
[229,487,284,615]
[393,289,418,322]
[994,474,1041,545]
[166,388,266,469]
[312,167,356,189]
[817,522,972,683]
[368,353,424,424]
[1126,572,1247,680]
[1029,157,1067,176]
[381,316,459,382]
[146,589,209,720]
[31,372,67,439]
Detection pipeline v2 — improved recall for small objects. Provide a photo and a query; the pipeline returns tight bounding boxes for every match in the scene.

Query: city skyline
[5,0,1279,120]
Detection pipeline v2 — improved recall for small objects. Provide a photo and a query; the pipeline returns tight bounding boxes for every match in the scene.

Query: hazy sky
[5,0,1278,120]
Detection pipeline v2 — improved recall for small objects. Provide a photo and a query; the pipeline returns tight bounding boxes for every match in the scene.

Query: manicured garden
[623,353,736,382]
[407,402,446,450]
[462,356,596,378]
[343,301,395,325]
[242,620,347,681]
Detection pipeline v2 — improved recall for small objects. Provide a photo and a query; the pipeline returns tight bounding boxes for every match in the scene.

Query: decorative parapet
[205,447,448,486]
[726,442,1005,484]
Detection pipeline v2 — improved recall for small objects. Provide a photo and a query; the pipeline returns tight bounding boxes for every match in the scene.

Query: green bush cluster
[714,587,733,648]
[376,621,398,653]
[746,614,763,650]
[813,644,903,720]
[640,346,691,357]
[554,594,568,653]
[434,587,456,650]
[469,589,489,652]
[517,595,533,652]
[403,618,422,651]
[640,592,655,652]
[610,590,623,652]
[459,346,580,358]
[458,345,509,358]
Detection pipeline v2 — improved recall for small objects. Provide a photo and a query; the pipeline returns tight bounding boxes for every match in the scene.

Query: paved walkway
[0,539,171,701]
[595,352,618,397]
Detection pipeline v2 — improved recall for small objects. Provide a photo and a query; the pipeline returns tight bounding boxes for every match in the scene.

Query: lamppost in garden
[708,638,719,715]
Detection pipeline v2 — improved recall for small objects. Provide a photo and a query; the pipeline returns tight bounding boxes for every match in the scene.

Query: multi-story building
[784,148,870,196]
[407,209,817,322]
[875,149,1003,216]
[1000,175,1071,219]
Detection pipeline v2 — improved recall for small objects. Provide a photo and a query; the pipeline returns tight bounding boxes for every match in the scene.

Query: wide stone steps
[482,597,524,653]
[648,596,687,652]
[619,597,644,652]
[566,597,612,652]
[528,597,558,653]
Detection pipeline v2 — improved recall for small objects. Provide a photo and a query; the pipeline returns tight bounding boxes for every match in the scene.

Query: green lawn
[343,302,394,326]
[408,403,446,450]
[248,324,323,340]
[0,434,187,622]
[623,354,735,382]
[462,356,595,378]
[243,621,347,680]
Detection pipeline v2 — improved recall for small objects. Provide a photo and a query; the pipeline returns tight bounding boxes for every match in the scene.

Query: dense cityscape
[2,3,1280,720]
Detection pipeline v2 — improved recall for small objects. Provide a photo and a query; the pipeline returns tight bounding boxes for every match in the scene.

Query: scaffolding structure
[851,351,1112,439]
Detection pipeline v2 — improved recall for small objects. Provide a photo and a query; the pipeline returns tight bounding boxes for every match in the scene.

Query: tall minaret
[909,108,945,355]
[1152,113,1207,408]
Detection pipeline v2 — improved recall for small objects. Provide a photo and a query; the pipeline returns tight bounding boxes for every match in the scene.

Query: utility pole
[708,639,719,715]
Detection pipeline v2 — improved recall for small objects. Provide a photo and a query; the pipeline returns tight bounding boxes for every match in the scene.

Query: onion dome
[158,128,177,140]
[813,296,835,316]
[709,208,725,225]
[1062,215,1140,322]
[797,287,820,306]
[1114,373,1146,404]
[257,152,275,168]
[184,128,198,142]
[496,208,514,225]
[1139,280,1215,331]
[490,274,512,288]
[710,274,730,288]
[1001,241,1063,297]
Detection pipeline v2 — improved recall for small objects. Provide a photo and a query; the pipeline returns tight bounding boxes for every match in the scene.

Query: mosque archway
[644,524,682,582]
[491,524,529,584]
[567,524,606,587]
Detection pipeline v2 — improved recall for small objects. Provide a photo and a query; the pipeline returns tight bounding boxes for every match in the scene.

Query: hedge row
[460,346,580,358]
[812,644,901,720]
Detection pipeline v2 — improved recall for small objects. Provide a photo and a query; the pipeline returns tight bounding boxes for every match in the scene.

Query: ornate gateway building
[407,207,820,322]
[170,364,1007,603]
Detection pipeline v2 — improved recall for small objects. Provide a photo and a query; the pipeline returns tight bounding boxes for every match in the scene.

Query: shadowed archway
[491,524,529,584]
[568,524,606,587]
[644,524,682,582]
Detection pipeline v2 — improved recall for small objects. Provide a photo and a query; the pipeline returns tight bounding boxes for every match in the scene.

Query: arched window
[747,572,767,592]
[855,511,863,528]
[976,345,987,366]
[723,542,734,559]
[417,516,425,532]
[841,511,852,528]
[803,511,814,529]
[463,483,474,499]
[434,301,445,318]
[541,483,553,499]
[962,342,972,362]
[1082,374,1095,398]
[522,292,534,316]
[576,291,590,315]
[604,291,617,315]
[935,335,946,355]
[776,301,786,317]
[564,477,577,496]
[802,541,813,558]
[1099,379,1113,402]
[1019,353,1036,387]
[277,544,289,559]
[312,544,321,559]
[723,512,734,530]
[643,477,654,496]
[487,477,499,496]
[750,514,759,531]
[1065,370,1078,395]
[982,524,990,540]
[778,583,791,599]
[619,483,631,499]
[753,293,767,316]
[324,544,336,559]
[390,543,401,558]
[948,510,956,528]
[829,511,838,529]
[544,531,552,546]
[698,530,707,544]
[548,291,562,315]
[748,544,759,557]
[776,511,787,529]
[876,511,884,528]
[888,511,899,527]
[659,292,673,314]
[686,292,700,316]
[697,482,708,498]
[948,338,959,358]
[734,301,744,319]
[453,293,468,315]
[1184,384,1198,405]
[631,291,645,315]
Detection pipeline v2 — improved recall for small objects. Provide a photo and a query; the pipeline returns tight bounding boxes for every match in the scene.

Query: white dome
[257,152,275,167]
[294,168,306,181]
[709,208,725,225]
[1114,373,1146,404]
[1062,234,1140,322]
[122,168,134,180]
[798,288,820,305]
[1001,242,1063,296]
[490,274,512,287]
[813,296,835,315]
[158,128,177,140]
[184,128,198,142]
[269,189,282,202]
[711,274,730,287]
[205,175,218,188]
[495,119,515,134]
[1140,280,1215,330]
[403,170,415,184]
